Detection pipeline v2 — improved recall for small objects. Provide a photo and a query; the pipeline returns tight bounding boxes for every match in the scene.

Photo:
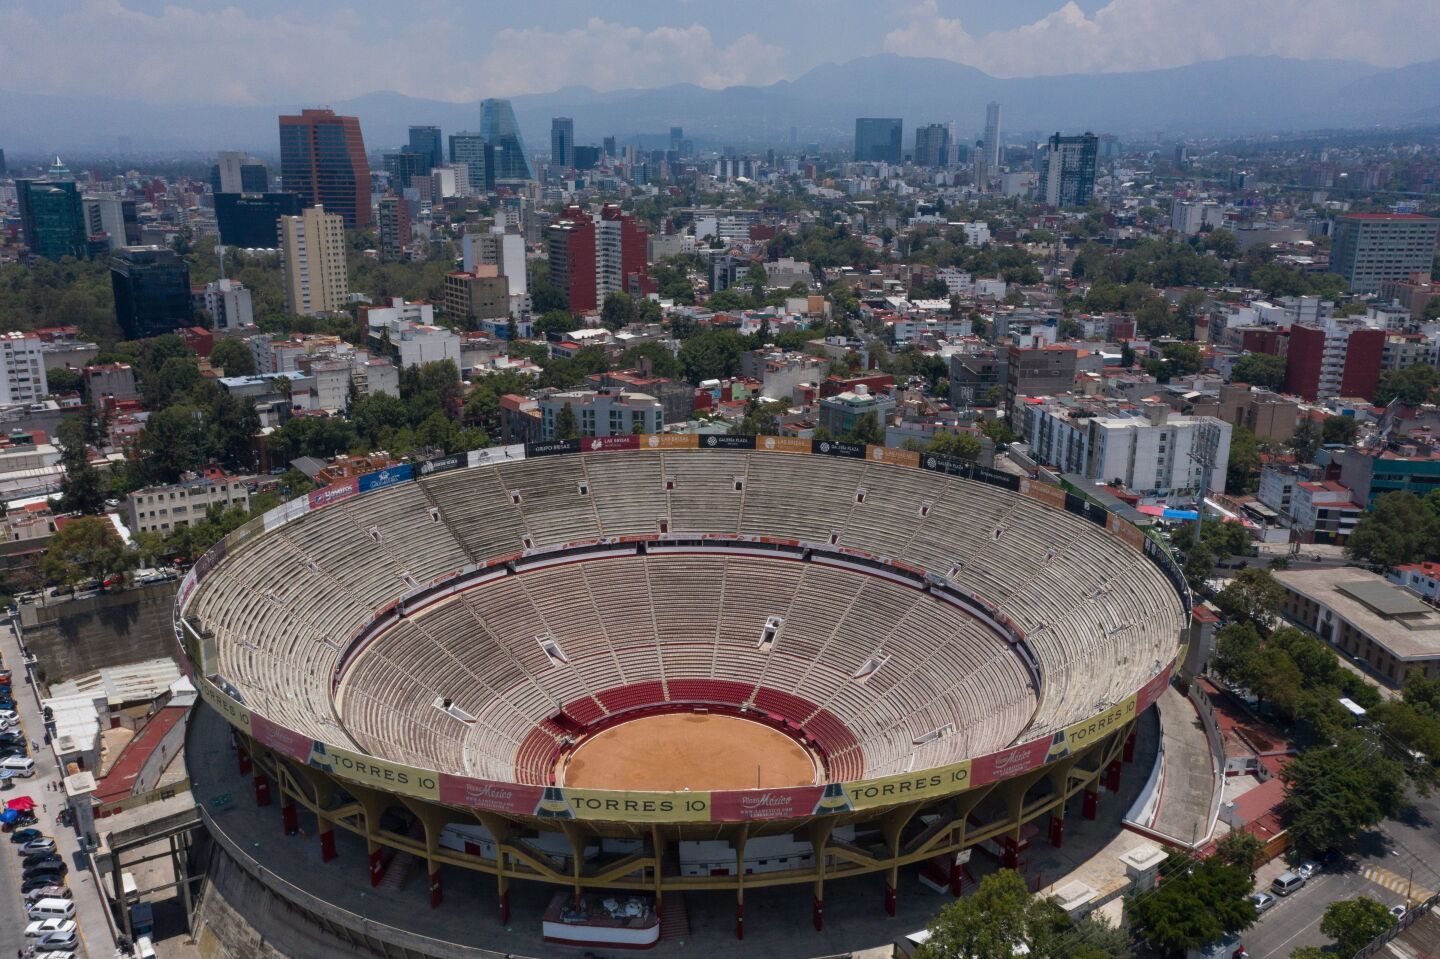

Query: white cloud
[884,0,1440,77]
[0,2,789,104]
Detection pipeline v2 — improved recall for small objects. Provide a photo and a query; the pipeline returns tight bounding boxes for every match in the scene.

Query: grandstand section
[178,436,1187,938]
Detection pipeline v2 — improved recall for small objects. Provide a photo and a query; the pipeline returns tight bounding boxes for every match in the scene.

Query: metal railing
[1351,893,1437,959]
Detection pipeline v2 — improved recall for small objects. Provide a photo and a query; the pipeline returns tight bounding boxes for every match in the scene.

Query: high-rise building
[448,133,494,194]
[15,180,87,261]
[603,136,616,159]
[914,123,951,168]
[1330,213,1440,294]
[1284,319,1386,402]
[982,102,1002,170]
[479,99,534,181]
[854,118,903,164]
[574,145,601,171]
[211,151,268,193]
[110,247,193,339]
[545,204,652,314]
[278,108,372,228]
[278,206,349,317]
[377,195,411,262]
[213,192,302,249]
[0,332,48,406]
[669,126,683,152]
[551,117,575,170]
[1038,132,1098,208]
[547,211,597,315]
[462,230,527,296]
[383,150,424,190]
[407,126,442,174]
[203,278,255,331]
[444,266,510,325]
[84,197,140,251]
[0,149,6,177]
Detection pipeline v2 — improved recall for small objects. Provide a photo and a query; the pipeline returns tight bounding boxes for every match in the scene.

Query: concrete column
[237,742,252,776]
[281,799,298,836]
[808,818,833,932]
[1082,784,1099,820]
[428,867,443,909]
[1123,728,1138,763]
[1105,758,1122,792]
[319,821,337,862]
[735,826,749,941]
[1049,814,1064,848]
[253,773,271,807]
[367,839,384,887]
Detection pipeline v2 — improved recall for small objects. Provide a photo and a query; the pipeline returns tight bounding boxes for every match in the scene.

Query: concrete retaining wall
[18,581,180,683]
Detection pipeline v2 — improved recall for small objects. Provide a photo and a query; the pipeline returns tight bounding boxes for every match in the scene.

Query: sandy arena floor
[560,712,819,791]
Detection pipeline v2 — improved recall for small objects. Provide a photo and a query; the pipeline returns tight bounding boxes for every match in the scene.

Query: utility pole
[1188,419,1222,546]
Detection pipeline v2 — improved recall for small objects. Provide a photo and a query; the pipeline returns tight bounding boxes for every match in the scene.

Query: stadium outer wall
[177,436,1189,936]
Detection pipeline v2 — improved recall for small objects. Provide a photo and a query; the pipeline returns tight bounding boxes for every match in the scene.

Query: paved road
[1244,793,1440,958]
[0,618,110,959]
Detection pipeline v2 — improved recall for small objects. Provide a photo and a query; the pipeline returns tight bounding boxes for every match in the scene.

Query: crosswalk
[1362,864,1436,903]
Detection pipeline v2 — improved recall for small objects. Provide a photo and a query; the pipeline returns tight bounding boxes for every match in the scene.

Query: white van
[27,898,76,921]
[135,935,158,959]
[0,755,35,777]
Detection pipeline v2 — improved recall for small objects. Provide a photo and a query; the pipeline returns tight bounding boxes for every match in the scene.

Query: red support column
[1002,839,1019,870]
[1105,759,1123,792]
[319,827,337,862]
[1082,787,1099,820]
[884,884,897,917]
[813,896,824,932]
[736,901,744,940]
[368,849,384,887]
[428,869,443,909]
[499,890,511,925]
[949,859,963,897]
[281,801,298,836]
[237,744,252,776]
[1048,815,1064,848]
[253,774,271,807]
[1123,729,1137,763]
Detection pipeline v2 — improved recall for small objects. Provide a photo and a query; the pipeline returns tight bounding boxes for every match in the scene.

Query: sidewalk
[1,618,115,959]
[1148,686,1220,848]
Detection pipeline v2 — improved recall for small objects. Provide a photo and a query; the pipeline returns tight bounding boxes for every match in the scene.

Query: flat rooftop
[1275,567,1440,661]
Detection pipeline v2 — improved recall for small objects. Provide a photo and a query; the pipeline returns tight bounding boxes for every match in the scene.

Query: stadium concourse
[178,436,1188,945]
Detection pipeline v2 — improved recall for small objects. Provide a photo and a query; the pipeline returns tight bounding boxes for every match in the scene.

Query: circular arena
[178,437,1187,944]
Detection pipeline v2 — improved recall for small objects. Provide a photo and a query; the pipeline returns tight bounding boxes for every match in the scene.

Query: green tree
[533,310,580,339]
[1128,853,1257,958]
[41,516,134,587]
[917,870,1122,959]
[1374,364,1439,407]
[205,391,261,473]
[843,411,884,446]
[1319,897,1395,956]
[554,403,580,440]
[1226,424,1261,495]
[1282,732,1407,856]
[1321,415,1358,446]
[928,431,982,461]
[137,405,204,483]
[208,338,256,376]
[1214,831,1266,873]
[1214,567,1283,626]
[55,415,106,514]
[601,292,636,332]
[1289,420,1321,463]
[1346,491,1440,570]
[1230,353,1286,390]
[980,417,1018,447]
[679,329,749,383]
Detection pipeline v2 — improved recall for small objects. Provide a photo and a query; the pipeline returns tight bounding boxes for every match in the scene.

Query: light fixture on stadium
[434,696,478,725]
[852,651,890,682]
[757,617,783,651]
[913,723,954,745]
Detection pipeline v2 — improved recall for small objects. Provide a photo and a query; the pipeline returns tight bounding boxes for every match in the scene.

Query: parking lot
[0,617,109,959]
[1243,796,1440,958]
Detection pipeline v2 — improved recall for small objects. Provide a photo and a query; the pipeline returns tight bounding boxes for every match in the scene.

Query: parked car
[18,836,55,854]
[10,826,42,843]
[21,876,64,894]
[24,885,71,904]
[1271,871,1306,896]
[33,929,79,952]
[25,917,76,940]
[1296,860,1321,880]
[23,864,67,882]
[1249,892,1276,914]
[12,810,39,827]
[1391,904,1407,920]
[23,852,63,869]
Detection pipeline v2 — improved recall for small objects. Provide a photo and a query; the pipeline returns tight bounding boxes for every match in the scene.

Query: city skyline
[1,1,1438,108]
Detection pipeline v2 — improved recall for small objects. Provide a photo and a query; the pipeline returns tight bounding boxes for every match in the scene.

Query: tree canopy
[1128,852,1256,958]
[41,517,134,588]
[1282,731,1406,856]
[1346,490,1440,570]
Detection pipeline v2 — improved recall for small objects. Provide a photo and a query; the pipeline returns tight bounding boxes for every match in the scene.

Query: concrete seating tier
[189,449,1183,789]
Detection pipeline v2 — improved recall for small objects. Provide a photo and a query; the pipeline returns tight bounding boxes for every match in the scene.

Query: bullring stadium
[177,435,1187,948]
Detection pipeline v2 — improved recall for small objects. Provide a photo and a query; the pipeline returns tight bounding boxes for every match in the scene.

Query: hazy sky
[2,0,1436,104]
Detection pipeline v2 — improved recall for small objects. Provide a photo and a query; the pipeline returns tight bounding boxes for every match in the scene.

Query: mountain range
[3,54,1439,155]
